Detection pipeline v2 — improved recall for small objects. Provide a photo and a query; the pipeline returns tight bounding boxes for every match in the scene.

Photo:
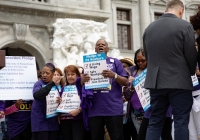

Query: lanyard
[56,86,65,96]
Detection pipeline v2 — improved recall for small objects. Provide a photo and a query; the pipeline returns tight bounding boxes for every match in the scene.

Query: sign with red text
[56,85,80,113]
[83,53,110,89]
[46,85,60,118]
[133,69,150,111]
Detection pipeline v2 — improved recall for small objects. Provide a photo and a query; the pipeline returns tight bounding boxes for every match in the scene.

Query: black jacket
[143,13,197,90]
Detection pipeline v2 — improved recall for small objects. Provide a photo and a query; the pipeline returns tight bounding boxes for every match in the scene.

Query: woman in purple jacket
[124,49,172,140]
[59,65,85,140]
[31,63,63,140]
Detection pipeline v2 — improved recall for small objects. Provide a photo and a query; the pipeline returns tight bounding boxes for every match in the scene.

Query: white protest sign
[191,74,199,87]
[46,85,60,118]
[133,69,150,111]
[56,85,81,113]
[0,56,37,100]
[83,53,110,89]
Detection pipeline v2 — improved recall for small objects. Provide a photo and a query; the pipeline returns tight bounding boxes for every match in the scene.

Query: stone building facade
[0,0,199,70]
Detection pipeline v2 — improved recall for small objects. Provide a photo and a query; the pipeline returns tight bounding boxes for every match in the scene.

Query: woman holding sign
[57,65,85,140]
[123,49,172,140]
[31,63,63,140]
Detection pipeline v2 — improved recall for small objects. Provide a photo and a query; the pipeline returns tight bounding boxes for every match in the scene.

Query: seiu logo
[107,64,113,70]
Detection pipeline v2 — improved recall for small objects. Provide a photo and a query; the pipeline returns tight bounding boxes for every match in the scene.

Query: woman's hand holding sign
[128,76,135,91]
[69,108,81,117]
[128,76,134,83]
[56,97,62,103]
[0,111,4,118]
[15,99,22,108]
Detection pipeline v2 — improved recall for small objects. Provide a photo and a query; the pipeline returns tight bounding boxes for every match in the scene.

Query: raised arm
[33,81,55,100]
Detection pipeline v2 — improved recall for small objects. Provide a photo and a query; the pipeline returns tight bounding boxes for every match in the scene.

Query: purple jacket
[75,77,94,130]
[0,101,4,112]
[31,80,59,132]
[123,66,144,114]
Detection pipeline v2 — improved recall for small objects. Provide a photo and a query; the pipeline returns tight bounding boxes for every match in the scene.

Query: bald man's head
[95,39,109,55]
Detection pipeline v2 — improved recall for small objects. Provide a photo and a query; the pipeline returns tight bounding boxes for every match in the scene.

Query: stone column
[100,0,113,45]
[182,0,186,20]
[47,26,54,63]
[100,0,111,11]
[140,0,151,36]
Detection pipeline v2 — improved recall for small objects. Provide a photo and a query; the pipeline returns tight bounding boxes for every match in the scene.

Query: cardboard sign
[56,85,81,113]
[46,85,60,118]
[0,56,37,100]
[83,53,110,89]
[133,69,150,111]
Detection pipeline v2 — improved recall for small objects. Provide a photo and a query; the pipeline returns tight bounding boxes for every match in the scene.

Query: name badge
[191,74,199,87]
[110,59,114,63]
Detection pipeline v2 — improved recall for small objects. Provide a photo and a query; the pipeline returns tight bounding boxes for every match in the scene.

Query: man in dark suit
[143,0,197,140]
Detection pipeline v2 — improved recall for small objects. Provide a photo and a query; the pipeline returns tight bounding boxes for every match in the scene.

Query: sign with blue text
[56,85,81,113]
[83,53,110,89]
[133,69,150,111]
[46,85,60,118]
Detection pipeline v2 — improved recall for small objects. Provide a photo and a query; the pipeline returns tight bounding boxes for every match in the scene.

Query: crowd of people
[1,0,200,140]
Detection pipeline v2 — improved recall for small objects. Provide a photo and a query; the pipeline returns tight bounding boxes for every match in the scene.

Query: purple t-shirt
[130,90,143,110]
[31,80,59,132]
[88,57,128,117]
[130,73,143,110]
[5,100,31,139]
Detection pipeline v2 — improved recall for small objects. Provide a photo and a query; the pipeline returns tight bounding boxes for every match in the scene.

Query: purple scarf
[76,77,94,130]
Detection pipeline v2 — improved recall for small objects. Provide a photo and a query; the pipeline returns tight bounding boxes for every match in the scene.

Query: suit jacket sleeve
[143,32,148,61]
[183,25,197,75]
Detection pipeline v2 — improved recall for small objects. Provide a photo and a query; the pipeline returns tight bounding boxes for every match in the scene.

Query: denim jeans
[131,111,142,134]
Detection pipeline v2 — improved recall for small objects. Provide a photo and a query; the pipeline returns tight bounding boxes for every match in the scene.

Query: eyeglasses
[136,60,146,63]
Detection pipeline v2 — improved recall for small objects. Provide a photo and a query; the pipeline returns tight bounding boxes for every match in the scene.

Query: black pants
[146,89,193,140]
[123,118,137,140]
[83,131,92,140]
[60,119,85,140]
[88,115,123,140]
[11,123,32,140]
[137,117,172,140]
[33,131,59,140]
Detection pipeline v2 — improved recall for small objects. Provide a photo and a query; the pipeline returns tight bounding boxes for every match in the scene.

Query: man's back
[144,13,197,90]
